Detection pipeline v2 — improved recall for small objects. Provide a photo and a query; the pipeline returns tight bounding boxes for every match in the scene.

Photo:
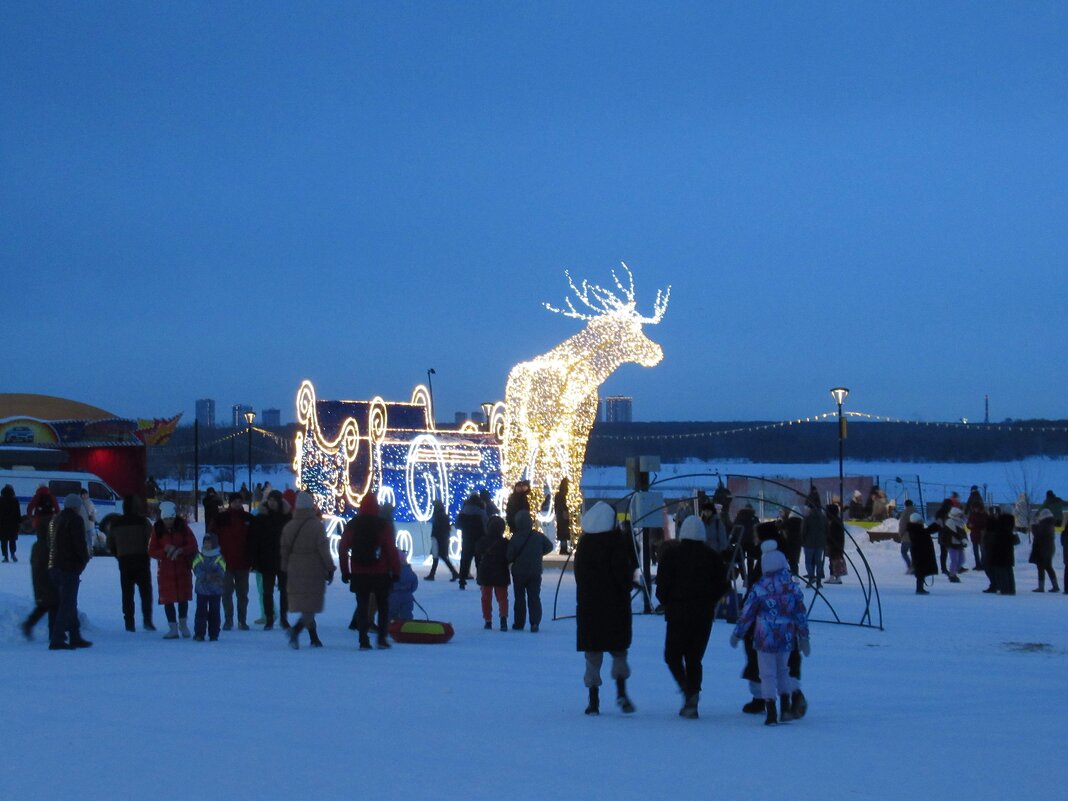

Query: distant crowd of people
[7,475,1062,724]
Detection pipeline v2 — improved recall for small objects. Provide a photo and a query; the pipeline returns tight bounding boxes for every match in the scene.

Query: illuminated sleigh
[293,380,505,559]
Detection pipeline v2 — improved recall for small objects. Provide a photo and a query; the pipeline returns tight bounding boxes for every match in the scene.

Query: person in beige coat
[281,492,335,649]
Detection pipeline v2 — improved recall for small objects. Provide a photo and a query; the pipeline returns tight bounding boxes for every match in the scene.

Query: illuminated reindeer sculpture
[501,265,670,534]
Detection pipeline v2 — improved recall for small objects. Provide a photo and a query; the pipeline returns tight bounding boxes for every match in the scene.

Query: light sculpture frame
[501,263,670,533]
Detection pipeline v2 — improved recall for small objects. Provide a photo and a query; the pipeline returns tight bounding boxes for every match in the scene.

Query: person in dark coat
[655,515,729,719]
[504,480,531,533]
[553,478,572,555]
[801,500,828,587]
[202,487,222,530]
[1028,509,1059,592]
[575,501,638,716]
[983,510,1017,595]
[0,484,22,562]
[338,493,401,650]
[249,490,290,629]
[21,509,58,640]
[506,510,553,632]
[779,507,803,576]
[106,495,155,631]
[425,500,459,581]
[825,503,847,584]
[47,494,91,650]
[455,494,486,588]
[907,513,940,594]
[475,516,511,630]
[210,493,253,630]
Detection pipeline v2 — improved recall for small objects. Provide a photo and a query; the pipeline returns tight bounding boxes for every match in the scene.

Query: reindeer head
[544,263,670,367]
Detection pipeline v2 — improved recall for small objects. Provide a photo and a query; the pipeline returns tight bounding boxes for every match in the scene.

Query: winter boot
[680,693,699,719]
[280,614,291,630]
[376,637,391,649]
[500,617,508,632]
[1051,574,1061,593]
[742,698,765,714]
[348,610,359,630]
[779,694,794,722]
[124,617,135,632]
[358,636,372,650]
[615,678,635,714]
[223,617,233,631]
[585,687,600,716]
[764,698,778,726]
[143,616,156,631]
[484,620,492,630]
[288,621,304,650]
[178,619,191,638]
[308,622,323,648]
[163,622,179,640]
[791,689,808,719]
[264,617,274,631]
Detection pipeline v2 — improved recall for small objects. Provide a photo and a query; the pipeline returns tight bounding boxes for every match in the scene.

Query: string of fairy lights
[590,410,1068,441]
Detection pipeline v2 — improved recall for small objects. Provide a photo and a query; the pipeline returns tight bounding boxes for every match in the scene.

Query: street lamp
[426,368,436,424]
[830,387,849,509]
[244,410,256,497]
[481,402,494,432]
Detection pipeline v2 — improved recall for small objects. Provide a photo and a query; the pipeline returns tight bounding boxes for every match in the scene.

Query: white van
[0,468,124,552]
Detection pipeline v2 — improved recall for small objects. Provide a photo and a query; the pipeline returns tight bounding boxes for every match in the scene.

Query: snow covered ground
[1,522,1064,801]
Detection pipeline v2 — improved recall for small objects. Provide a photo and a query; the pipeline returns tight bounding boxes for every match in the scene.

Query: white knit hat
[678,515,705,542]
[295,491,316,511]
[909,513,923,524]
[580,502,616,534]
[158,501,177,519]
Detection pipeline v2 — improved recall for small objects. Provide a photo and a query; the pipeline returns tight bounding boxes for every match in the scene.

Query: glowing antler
[543,262,670,324]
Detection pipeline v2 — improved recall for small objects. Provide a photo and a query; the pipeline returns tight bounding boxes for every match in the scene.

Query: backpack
[351,518,381,565]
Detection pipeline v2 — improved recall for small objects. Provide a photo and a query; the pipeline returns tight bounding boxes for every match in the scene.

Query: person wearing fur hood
[655,515,730,719]
[574,502,638,716]
[730,540,810,726]
[943,507,969,584]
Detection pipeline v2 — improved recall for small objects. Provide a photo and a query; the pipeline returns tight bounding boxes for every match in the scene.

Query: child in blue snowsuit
[730,540,810,725]
[388,550,419,622]
[192,533,227,641]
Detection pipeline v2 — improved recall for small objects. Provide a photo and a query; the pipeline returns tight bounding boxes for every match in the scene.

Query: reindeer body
[501,269,668,536]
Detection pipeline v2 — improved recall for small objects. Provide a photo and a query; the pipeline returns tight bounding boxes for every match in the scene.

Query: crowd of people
[5,476,1064,723]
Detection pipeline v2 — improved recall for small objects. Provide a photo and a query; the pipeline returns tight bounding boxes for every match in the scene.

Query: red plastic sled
[388,619,455,644]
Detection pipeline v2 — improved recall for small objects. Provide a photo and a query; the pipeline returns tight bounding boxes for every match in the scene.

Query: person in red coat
[210,493,253,630]
[338,494,400,650]
[27,485,60,529]
[148,501,198,639]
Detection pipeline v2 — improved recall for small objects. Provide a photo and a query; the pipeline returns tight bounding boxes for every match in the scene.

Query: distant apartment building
[231,403,253,428]
[261,408,281,427]
[195,398,215,429]
[602,395,633,423]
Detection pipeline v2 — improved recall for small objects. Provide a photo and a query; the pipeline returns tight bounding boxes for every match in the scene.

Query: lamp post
[244,410,256,496]
[830,387,849,509]
[481,402,494,433]
[426,368,436,424]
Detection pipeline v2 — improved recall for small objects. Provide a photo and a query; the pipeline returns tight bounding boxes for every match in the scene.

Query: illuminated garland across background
[590,410,1068,441]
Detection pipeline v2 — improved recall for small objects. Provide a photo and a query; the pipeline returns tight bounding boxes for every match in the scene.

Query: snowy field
[1,522,1064,801]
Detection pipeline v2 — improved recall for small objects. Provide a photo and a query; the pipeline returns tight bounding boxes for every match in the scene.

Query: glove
[327,569,336,585]
[340,574,350,585]
[729,634,740,649]
[800,637,811,657]
[164,544,176,558]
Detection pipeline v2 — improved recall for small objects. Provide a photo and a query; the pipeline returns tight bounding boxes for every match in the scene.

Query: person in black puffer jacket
[47,494,91,650]
[455,494,487,588]
[426,500,459,581]
[0,484,22,562]
[475,516,510,630]
[250,490,291,629]
[656,515,729,719]
[21,510,58,640]
[575,502,638,716]
[106,495,155,631]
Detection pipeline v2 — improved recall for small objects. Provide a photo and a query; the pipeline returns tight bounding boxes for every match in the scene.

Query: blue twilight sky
[2,2,1066,425]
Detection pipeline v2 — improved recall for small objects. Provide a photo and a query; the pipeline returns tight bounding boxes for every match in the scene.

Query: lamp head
[830,387,849,406]
[244,410,256,425]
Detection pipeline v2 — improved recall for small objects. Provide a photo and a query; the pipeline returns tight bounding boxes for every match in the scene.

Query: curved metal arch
[552,472,883,631]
